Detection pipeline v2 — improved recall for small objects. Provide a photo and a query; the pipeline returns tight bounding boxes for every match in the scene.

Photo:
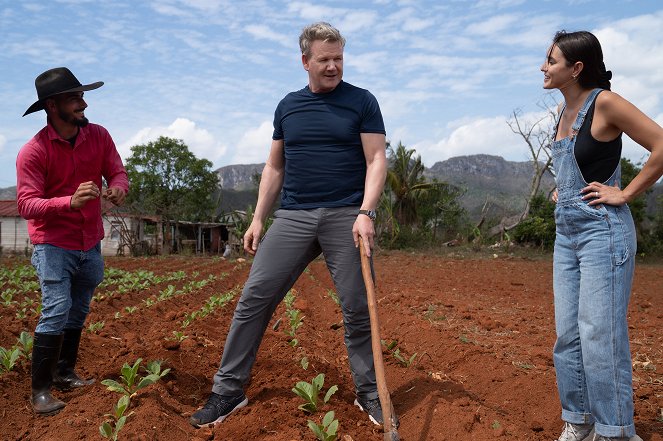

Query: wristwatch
[358,209,376,221]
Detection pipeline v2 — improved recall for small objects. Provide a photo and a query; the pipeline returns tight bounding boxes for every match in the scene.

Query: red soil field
[0,251,661,441]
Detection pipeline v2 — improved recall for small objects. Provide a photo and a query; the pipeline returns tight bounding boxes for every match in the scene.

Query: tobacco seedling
[99,395,133,441]
[285,308,304,347]
[168,331,188,343]
[292,373,338,413]
[30,303,42,317]
[1,290,16,307]
[101,358,170,398]
[383,340,417,367]
[0,346,21,373]
[308,410,339,441]
[326,290,340,306]
[88,321,105,334]
[284,290,296,309]
[17,331,33,359]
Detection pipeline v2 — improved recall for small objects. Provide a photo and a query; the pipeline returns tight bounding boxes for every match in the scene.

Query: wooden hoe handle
[358,241,400,441]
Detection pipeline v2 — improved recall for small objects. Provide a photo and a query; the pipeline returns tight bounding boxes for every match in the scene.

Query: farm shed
[0,199,155,257]
[168,220,234,255]
[0,200,30,255]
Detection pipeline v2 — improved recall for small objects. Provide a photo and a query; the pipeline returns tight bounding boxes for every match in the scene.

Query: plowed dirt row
[0,251,661,441]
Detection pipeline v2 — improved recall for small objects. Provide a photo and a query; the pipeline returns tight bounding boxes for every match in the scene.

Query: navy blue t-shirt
[272,81,386,209]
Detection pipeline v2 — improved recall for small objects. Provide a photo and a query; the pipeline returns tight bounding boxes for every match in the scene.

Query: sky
[1,0,663,189]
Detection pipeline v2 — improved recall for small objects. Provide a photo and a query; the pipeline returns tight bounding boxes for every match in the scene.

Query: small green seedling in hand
[99,395,133,441]
[292,373,338,413]
[308,410,339,441]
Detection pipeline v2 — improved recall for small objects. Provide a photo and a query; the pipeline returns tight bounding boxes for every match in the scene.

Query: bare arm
[353,132,387,257]
[583,91,663,205]
[243,139,285,255]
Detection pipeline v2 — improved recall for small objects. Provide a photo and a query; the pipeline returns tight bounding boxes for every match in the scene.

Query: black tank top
[574,91,622,183]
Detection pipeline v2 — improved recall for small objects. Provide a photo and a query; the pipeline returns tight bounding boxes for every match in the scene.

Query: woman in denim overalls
[542,31,663,441]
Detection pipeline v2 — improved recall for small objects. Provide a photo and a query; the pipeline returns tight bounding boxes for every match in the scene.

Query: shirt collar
[46,122,88,147]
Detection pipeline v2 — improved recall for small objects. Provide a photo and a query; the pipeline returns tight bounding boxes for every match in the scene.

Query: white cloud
[244,24,291,48]
[413,115,532,166]
[230,120,273,165]
[118,118,227,164]
[0,134,6,153]
[595,15,663,114]
[466,14,519,37]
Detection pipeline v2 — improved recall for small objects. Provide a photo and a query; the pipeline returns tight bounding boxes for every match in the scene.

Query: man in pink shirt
[17,67,129,416]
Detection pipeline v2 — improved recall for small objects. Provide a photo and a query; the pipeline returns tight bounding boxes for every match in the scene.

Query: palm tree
[385,142,437,227]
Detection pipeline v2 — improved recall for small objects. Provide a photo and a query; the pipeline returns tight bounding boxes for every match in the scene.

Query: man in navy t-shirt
[191,22,393,429]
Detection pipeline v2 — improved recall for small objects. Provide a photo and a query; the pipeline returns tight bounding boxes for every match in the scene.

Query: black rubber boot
[52,328,94,390]
[32,333,66,415]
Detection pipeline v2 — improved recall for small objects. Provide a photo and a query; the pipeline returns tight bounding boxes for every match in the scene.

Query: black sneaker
[190,392,248,428]
[354,397,400,428]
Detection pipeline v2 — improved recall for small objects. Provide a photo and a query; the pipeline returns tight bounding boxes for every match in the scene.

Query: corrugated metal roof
[0,200,19,217]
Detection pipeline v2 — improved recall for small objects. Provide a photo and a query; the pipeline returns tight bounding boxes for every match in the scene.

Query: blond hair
[299,22,345,57]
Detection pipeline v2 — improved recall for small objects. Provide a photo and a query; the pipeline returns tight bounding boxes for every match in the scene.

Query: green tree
[385,142,437,226]
[620,158,647,233]
[125,137,220,251]
[418,180,468,242]
[378,142,468,248]
[512,193,556,249]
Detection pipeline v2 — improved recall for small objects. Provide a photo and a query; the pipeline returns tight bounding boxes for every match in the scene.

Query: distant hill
[0,186,16,200]
[425,154,556,219]
[1,157,659,222]
[216,163,264,192]
[213,155,556,220]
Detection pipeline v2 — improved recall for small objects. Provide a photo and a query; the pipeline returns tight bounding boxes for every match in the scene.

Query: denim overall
[551,88,637,438]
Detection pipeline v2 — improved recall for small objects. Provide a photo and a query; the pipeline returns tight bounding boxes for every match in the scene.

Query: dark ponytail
[553,30,612,90]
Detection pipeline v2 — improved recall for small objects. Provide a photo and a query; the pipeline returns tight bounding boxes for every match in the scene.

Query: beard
[57,107,89,127]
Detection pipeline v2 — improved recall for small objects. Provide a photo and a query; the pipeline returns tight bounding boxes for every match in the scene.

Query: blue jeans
[31,243,104,334]
[553,201,637,437]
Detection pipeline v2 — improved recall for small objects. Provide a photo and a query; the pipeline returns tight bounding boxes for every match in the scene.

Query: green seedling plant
[284,289,296,309]
[326,290,340,306]
[292,373,338,413]
[285,308,304,347]
[99,394,133,441]
[383,339,417,367]
[179,288,238,328]
[101,358,170,398]
[1,290,16,307]
[88,321,105,334]
[30,303,42,317]
[0,346,21,373]
[20,296,36,309]
[308,410,339,441]
[168,331,188,343]
[17,331,33,359]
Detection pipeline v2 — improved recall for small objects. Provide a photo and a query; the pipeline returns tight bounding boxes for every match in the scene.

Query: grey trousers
[212,206,378,400]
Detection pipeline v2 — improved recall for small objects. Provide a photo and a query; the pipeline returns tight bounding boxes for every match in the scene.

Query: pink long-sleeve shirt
[16,123,129,251]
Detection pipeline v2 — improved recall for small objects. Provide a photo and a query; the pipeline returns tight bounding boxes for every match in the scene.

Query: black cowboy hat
[23,67,103,117]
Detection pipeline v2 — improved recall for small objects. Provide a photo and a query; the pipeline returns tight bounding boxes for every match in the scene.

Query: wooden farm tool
[358,240,400,441]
